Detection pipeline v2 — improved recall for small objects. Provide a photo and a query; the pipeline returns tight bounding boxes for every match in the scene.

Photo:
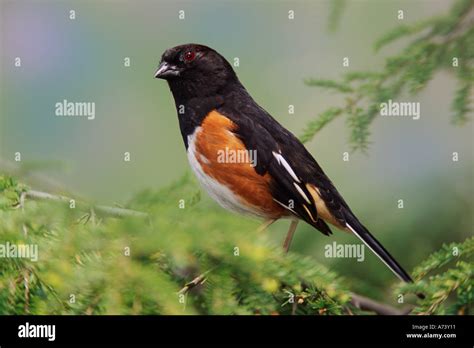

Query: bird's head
[154,44,237,100]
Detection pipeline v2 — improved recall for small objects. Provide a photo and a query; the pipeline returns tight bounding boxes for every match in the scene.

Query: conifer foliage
[0,175,472,315]
[302,0,473,151]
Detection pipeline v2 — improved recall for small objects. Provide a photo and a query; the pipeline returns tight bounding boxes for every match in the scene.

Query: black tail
[347,221,426,299]
[346,221,413,283]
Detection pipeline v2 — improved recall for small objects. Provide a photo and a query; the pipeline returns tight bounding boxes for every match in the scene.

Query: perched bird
[155,43,414,284]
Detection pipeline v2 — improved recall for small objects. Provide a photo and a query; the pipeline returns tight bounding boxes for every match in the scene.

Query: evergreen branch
[374,18,438,52]
[412,237,473,280]
[304,0,473,151]
[2,175,471,315]
[23,189,148,219]
[327,0,347,33]
[179,271,410,315]
[407,261,473,315]
[304,79,353,93]
[396,237,473,315]
[452,81,472,125]
[299,107,343,144]
[343,71,383,82]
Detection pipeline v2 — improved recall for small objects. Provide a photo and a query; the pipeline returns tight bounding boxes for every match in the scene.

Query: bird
[154,43,415,286]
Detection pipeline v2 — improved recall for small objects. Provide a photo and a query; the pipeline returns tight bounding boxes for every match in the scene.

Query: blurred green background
[0,0,472,298]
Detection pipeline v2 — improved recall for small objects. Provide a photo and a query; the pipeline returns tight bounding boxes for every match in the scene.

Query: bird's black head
[155,44,238,102]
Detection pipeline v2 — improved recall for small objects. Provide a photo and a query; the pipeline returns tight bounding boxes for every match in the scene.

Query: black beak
[154,62,180,79]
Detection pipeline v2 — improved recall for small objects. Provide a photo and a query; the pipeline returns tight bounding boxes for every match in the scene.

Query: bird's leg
[283,220,299,253]
[256,218,277,233]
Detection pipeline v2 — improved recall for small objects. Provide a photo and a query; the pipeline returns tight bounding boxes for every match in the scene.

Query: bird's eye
[183,50,196,63]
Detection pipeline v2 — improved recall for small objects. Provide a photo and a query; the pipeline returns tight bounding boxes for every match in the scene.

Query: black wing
[217,88,414,283]
[217,90,349,235]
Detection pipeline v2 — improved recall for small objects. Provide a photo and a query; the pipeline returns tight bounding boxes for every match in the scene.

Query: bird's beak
[154,62,180,79]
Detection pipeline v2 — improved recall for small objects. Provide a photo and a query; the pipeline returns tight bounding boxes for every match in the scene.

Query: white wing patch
[293,183,311,204]
[272,151,314,208]
[272,151,301,183]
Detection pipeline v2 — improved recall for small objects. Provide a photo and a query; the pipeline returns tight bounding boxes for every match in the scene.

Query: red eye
[184,51,196,62]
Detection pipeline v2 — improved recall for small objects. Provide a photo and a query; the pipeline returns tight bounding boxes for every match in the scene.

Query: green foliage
[452,69,473,125]
[0,174,472,315]
[412,237,474,280]
[396,238,474,315]
[327,0,347,33]
[299,107,343,144]
[0,174,350,315]
[305,79,353,93]
[302,0,473,150]
[374,18,438,52]
[0,176,26,209]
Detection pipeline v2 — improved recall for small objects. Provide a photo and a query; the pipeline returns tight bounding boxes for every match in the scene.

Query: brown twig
[24,189,148,219]
[349,292,412,315]
[178,273,208,295]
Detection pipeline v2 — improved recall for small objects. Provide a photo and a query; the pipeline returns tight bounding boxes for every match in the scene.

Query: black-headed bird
[155,43,414,285]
